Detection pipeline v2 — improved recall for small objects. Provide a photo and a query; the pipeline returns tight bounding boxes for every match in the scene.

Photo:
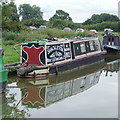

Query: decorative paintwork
[46,44,65,64]
[22,44,45,65]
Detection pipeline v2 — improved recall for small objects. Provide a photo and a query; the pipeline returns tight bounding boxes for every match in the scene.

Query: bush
[2,21,21,32]
[83,21,119,32]
[3,40,15,45]
[2,31,18,41]
[2,30,27,44]
[76,30,89,37]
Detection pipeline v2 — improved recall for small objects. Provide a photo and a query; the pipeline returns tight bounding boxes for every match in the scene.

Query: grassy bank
[2,29,118,64]
[3,45,20,64]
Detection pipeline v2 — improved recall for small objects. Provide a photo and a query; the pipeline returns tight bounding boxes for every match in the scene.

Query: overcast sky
[15,0,119,23]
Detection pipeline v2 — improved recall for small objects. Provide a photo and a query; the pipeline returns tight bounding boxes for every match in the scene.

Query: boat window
[64,43,71,59]
[94,40,101,51]
[85,41,91,53]
[71,42,75,59]
[108,37,111,45]
[74,42,81,56]
[80,42,86,53]
[89,41,95,51]
[112,37,115,45]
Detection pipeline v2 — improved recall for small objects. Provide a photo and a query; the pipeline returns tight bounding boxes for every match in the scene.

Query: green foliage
[83,13,119,25]
[2,30,27,44]
[83,21,119,32]
[2,1,119,32]
[50,19,66,29]
[19,4,43,21]
[2,31,18,41]
[50,10,72,22]
[76,30,89,37]
[49,10,74,29]
[118,21,120,32]
[23,18,46,27]
[2,20,22,32]
[2,1,19,22]
[2,1,21,32]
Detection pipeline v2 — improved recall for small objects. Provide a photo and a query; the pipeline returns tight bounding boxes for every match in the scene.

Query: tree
[2,0,21,31]
[83,13,119,25]
[50,10,72,21]
[23,18,46,27]
[49,19,66,29]
[19,4,43,21]
[83,19,93,25]
[2,0,19,22]
[49,10,73,29]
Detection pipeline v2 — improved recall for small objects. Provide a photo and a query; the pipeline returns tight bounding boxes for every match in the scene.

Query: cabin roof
[21,37,99,45]
[105,45,120,50]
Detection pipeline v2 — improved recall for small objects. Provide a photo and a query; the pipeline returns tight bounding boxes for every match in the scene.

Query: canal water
[0,57,119,118]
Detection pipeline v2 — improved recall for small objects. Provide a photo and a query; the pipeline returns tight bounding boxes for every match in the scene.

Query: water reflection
[1,58,119,118]
[19,71,101,108]
[0,91,30,119]
[17,61,105,109]
[104,58,120,76]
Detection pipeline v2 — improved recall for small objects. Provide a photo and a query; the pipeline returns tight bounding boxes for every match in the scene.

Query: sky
[15,0,120,23]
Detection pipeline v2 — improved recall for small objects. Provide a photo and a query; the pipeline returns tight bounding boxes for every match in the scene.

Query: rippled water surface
[1,57,119,118]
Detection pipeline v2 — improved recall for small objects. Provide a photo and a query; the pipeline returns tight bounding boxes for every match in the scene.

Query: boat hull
[0,70,8,92]
[49,51,106,74]
[18,51,106,78]
[103,45,120,54]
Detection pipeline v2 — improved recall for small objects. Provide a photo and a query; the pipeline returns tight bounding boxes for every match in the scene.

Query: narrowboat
[0,48,8,92]
[102,29,120,54]
[14,37,106,78]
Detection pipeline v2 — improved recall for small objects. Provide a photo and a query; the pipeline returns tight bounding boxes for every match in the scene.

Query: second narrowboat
[0,48,8,92]
[102,29,120,54]
[14,37,106,78]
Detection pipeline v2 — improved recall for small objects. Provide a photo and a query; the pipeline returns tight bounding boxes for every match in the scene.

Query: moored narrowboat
[103,35,120,54]
[15,37,106,78]
[102,29,120,54]
[0,48,8,92]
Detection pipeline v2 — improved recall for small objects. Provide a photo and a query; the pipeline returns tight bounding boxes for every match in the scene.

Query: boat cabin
[103,35,120,46]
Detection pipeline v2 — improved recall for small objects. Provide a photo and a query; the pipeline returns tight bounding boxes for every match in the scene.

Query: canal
[0,57,119,118]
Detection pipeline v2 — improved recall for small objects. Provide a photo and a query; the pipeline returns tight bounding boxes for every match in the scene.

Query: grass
[3,45,20,64]
[2,29,118,64]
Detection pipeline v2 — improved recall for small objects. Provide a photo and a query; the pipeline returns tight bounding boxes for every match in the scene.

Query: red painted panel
[23,45,44,66]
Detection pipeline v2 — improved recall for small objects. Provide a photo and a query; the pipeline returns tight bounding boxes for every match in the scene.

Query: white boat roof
[21,37,99,45]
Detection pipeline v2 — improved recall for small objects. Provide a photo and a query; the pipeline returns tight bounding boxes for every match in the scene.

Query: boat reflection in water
[17,60,106,108]
[0,93,7,119]
[104,58,120,76]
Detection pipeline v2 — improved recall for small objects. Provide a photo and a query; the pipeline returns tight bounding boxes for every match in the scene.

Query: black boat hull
[104,46,120,54]
[49,51,106,74]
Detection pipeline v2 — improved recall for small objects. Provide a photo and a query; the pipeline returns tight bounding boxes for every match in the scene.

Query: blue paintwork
[103,36,120,46]
[102,35,120,54]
